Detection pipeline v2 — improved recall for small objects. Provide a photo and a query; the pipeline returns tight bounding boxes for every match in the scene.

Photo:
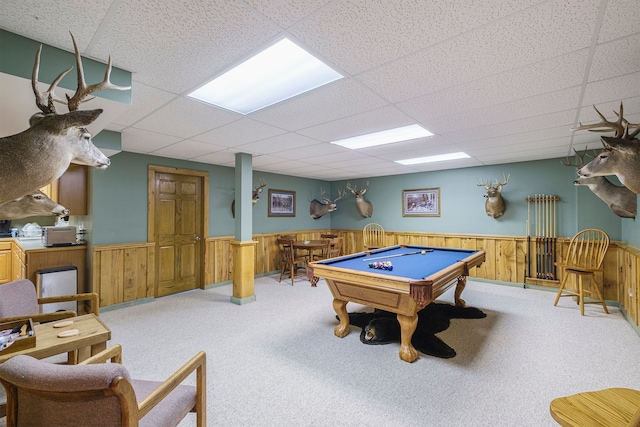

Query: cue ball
[421,250,426,255]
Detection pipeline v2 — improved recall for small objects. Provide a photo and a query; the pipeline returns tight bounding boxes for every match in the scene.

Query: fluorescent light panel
[396,152,470,165]
[188,38,343,115]
[331,124,433,149]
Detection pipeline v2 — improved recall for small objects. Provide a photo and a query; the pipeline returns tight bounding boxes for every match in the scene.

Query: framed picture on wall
[402,188,440,217]
[268,189,296,217]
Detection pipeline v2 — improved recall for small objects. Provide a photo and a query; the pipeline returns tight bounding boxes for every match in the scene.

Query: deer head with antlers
[0,32,130,207]
[562,148,636,219]
[573,102,640,195]
[477,173,510,218]
[310,187,346,219]
[231,178,267,218]
[346,181,373,218]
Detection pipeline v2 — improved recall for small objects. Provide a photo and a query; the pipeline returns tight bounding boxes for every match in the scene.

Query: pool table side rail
[309,247,486,308]
[410,250,486,305]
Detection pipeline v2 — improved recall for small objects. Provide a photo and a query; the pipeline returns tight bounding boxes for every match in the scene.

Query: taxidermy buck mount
[346,181,373,218]
[0,32,130,207]
[562,148,636,219]
[477,174,510,218]
[310,187,346,219]
[0,191,69,220]
[573,102,640,195]
[231,179,266,218]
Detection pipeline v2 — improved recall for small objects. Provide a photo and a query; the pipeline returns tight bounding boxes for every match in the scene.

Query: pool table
[307,245,485,363]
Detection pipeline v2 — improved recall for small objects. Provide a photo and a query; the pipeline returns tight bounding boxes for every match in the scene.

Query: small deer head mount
[231,178,267,218]
[309,187,346,219]
[477,173,510,218]
[346,181,373,218]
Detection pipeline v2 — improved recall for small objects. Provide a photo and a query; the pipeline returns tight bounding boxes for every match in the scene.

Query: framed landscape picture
[402,188,440,217]
[268,189,296,217]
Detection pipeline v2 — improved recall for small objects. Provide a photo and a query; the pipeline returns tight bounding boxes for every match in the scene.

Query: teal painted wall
[91,151,334,245]
[330,158,628,241]
[90,153,633,246]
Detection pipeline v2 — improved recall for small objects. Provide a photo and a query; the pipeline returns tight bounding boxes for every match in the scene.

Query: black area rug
[345,302,487,358]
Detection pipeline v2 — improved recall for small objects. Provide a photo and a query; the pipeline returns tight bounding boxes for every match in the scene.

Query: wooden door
[154,171,204,297]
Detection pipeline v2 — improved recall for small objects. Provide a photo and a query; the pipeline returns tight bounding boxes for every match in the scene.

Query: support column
[231,152,256,305]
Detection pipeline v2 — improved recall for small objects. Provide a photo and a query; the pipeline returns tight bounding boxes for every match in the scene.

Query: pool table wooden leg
[454,275,467,307]
[396,313,419,363]
[332,298,350,338]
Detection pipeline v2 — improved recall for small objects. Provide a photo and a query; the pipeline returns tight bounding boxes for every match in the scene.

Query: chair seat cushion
[132,379,197,427]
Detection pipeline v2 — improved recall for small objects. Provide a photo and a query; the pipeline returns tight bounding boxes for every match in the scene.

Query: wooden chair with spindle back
[363,223,385,250]
[553,228,610,316]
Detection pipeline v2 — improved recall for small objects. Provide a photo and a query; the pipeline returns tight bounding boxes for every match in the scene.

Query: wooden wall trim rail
[92,231,639,331]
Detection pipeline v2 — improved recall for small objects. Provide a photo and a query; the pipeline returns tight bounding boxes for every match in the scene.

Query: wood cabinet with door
[0,241,11,284]
[40,165,88,216]
[12,242,26,281]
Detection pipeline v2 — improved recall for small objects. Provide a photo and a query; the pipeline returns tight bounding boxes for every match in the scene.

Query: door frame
[147,165,209,291]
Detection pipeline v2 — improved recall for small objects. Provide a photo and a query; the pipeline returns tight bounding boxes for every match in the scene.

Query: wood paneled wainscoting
[92,231,640,332]
[92,242,155,307]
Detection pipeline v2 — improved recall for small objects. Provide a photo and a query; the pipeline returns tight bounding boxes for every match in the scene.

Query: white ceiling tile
[88,0,280,93]
[243,0,332,28]
[598,0,640,43]
[589,34,640,81]
[151,140,227,159]
[193,118,287,146]
[111,81,175,127]
[250,78,388,131]
[120,128,182,153]
[133,97,239,138]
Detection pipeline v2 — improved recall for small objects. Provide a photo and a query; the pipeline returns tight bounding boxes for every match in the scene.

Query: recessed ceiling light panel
[188,38,343,114]
[331,124,433,149]
[396,152,470,165]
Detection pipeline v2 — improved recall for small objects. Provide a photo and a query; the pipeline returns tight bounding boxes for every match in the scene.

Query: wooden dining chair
[363,223,385,250]
[277,238,307,286]
[550,387,640,426]
[553,228,610,316]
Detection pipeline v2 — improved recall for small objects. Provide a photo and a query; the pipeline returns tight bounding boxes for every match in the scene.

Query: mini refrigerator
[36,266,77,313]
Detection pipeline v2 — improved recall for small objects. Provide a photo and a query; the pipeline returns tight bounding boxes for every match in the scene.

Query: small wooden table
[293,240,327,262]
[0,314,111,364]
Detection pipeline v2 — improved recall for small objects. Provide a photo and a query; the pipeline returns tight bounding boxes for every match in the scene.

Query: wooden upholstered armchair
[553,229,610,316]
[0,344,206,427]
[550,387,640,426]
[0,279,99,324]
[363,223,385,250]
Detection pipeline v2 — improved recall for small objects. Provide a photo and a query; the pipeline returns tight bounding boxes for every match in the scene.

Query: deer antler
[572,103,625,138]
[477,178,491,188]
[65,32,131,111]
[31,44,72,115]
[561,147,599,168]
[495,173,510,187]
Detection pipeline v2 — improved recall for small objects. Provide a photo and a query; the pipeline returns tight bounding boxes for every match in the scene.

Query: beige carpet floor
[94,276,640,427]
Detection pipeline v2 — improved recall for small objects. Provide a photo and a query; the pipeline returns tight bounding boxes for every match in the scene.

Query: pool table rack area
[308,245,486,363]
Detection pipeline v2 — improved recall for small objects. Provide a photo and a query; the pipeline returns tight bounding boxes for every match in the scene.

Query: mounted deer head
[310,187,346,219]
[574,102,640,194]
[0,190,69,220]
[562,148,636,219]
[477,173,509,218]
[0,32,130,206]
[231,178,267,218]
[346,181,373,218]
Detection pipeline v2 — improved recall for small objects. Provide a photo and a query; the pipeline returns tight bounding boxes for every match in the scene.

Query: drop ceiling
[1,0,639,181]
